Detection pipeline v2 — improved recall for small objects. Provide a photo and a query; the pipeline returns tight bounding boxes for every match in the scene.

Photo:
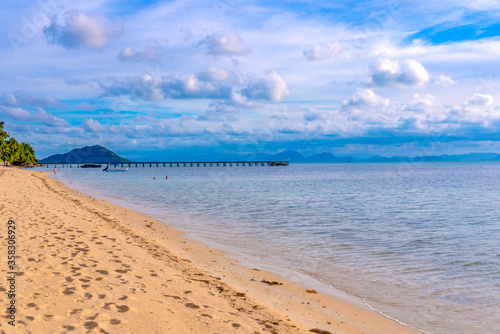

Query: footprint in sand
[185,303,200,309]
[117,305,129,313]
[83,321,98,330]
[63,325,76,331]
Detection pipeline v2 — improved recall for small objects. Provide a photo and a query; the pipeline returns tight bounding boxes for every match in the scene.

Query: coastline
[0,167,422,333]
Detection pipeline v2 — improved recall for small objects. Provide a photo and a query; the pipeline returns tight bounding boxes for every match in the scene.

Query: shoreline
[0,167,422,333]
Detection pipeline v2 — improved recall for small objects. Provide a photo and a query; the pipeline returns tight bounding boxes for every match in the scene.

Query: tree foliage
[0,122,39,165]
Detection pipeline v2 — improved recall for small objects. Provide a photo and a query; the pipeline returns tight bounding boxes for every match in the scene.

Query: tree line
[0,122,38,165]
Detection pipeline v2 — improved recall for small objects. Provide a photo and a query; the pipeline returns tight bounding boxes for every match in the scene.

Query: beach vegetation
[0,122,39,165]
[261,279,283,286]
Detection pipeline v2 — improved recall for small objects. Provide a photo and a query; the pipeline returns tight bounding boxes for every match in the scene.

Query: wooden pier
[44,161,289,168]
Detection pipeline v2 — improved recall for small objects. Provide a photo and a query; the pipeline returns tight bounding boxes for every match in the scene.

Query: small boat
[103,165,128,172]
[81,163,102,168]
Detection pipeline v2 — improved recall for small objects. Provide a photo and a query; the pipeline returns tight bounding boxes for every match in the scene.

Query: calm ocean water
[38,162,500,333]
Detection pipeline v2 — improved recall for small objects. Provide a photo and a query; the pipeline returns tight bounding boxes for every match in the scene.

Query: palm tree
[0,122,39,165]
[0,122,8,140]
[19,142,38,164]
[0,122,8,162]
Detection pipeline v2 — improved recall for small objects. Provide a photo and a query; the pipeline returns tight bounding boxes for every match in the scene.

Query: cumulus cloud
[412,93,435,109]
[0,106,69,127]
[100,69,290,105]
[82,118,103,132]
[161,74,232,99]
[446,93,498,124]
[369,58,429,87]
[151,119,199,137]
[343,88,389,107]
[81,118,200,138]
[303,42,342,61]
[100,74,232,101]
[199,66,232,82]
[241,71,290,102]
[1,92,63,108]
[101,75,165,101]
[206,92,260,115]
[303,108,329,122]
[465,93,494,108]
[118,44,163,62]
[435,75,456,87]
[203,33,250,57]
[44,10,123,50]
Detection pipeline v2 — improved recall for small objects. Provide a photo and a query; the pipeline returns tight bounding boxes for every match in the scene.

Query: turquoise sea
[38,162,500,333]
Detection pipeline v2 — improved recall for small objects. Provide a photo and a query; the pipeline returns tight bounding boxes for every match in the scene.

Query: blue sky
[2,0,500,159]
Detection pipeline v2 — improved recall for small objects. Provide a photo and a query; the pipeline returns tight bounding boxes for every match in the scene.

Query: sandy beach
[0,167,421,334]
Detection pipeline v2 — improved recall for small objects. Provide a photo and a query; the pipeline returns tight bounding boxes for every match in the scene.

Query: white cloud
[101,75,165,101]
[82,118,103,132]
[100,73,232,101]
[446,93,498,123]
[202,33,250,57]
[466,0,500,10]
[303,108,329,122]
[343,88,389,107]
[118,44,163,62]
[369,58,430,87]
[1,92,62,108]
[226,92,259,109]
[412,93,435,109]
[207,92,261,115]
[100,69,290,103]
[161,74,232,99]
[241,70,290,102]
[435,75,456,87]
[44,10,123,50]
[0,106,68,127]
[303,42,342,61]
[199,66,232,82]
[465,93,494,108]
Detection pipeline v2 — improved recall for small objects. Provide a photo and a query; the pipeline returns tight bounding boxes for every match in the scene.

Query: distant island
[0,122,39,166]
[40,145,131,164]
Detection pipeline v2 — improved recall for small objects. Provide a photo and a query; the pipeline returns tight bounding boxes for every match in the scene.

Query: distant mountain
[440,153,500,161]
[267,150,354,163]
[306,152,355,163]
[363,155,400,163]
[264,150,500,163]
[365,155,446,163]
[268,150,306,162]
[40,145,131,163]
[364,153,500,163]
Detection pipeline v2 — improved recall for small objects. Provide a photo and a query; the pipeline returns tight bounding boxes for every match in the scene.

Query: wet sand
[0,167,421,333]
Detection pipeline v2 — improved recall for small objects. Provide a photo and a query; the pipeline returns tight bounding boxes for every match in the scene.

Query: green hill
[40,145,131,163]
